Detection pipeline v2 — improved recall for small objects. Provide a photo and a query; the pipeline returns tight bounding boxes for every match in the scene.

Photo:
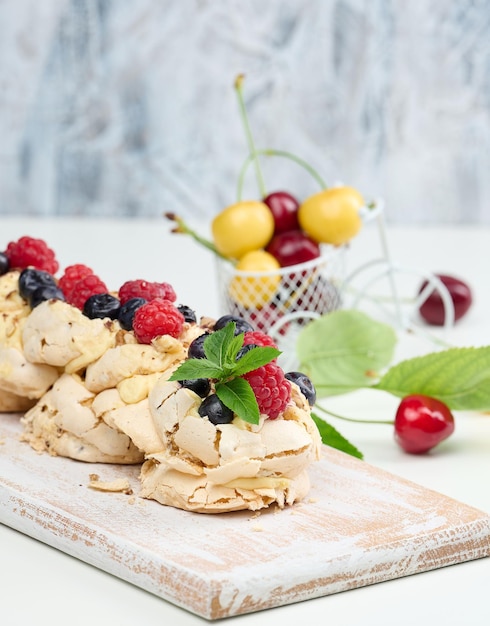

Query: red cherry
[266,230,320,267]
[263,191,300,233]
[418,274,472,326]
[394,394,455,454]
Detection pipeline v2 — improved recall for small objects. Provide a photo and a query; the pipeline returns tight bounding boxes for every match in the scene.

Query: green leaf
[375,346,490,410]
[203,323,238,366]
[169,323,282,420]
[311,413,364,459]
[216,378,260,425]
[296,310,397,397]
[233,346,282,376]
[169,358,223,382]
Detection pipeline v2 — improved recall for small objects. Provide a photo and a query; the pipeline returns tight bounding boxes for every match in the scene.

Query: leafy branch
[296,310,490,457]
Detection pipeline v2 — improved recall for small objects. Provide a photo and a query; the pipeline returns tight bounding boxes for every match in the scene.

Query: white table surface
[1,216,489,626]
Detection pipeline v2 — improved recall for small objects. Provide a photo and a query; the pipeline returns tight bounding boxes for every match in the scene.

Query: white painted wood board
[1,413,489,620]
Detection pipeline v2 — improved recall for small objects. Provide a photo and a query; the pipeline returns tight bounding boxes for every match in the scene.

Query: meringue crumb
[127,496,136,505]
[88,474,133,495]
[251,524,264,532]
[249,511,261,520]
[0,438,5,445]
[308,497,318,503]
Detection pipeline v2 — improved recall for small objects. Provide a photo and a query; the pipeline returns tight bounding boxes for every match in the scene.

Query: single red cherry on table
[266,230,320,267]
[418,274,472,326]
[394,394,455,454]
[263,191,300,233]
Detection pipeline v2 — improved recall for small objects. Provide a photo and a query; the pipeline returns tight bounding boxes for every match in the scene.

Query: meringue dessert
[0,270,59,410]
[1,236,322,514]
[20,299,205,464]
[139,378,321,513]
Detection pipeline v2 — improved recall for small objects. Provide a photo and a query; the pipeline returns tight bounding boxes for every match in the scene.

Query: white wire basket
[216,244,346,335]
[215,198,456,369]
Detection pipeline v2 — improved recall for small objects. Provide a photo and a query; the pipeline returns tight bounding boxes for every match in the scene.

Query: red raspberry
[118,279,177,304]
[132,298,184,344]
[58,264,94,297]
[66,274,109,309]
[242,362,291,419]
[243,331,278,349]
[4,236,58,274]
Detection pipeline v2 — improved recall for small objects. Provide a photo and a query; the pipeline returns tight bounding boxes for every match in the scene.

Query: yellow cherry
[212,201,275,260]
[298,186,364,246]
[229,249,281,308]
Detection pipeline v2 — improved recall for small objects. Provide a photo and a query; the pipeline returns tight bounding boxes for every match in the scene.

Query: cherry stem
[237,148,328,201]
[314,402,394,425]
[163,213,233,263]
[234,74,267,198]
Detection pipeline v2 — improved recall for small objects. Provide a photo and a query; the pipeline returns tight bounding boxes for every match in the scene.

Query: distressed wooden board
[1,413,489,620]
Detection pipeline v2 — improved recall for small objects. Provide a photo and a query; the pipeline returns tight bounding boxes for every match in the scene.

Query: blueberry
[178,304,197,323]
[236,343,257,361]
[214,314,254,335]
[198,394,234,425]
[0,252,10,275]
[285,371,316,406]
[83,293,121,320]
[19,268,57,300]
[29,285,65,308]
[118,297,147,330]
[188,333,210,359]
[180,378,211,398]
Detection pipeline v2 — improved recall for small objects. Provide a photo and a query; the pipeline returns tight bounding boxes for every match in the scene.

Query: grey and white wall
[1,0,490,223]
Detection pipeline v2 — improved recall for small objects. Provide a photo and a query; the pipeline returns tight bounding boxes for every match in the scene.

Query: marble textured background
[1,0,490,224]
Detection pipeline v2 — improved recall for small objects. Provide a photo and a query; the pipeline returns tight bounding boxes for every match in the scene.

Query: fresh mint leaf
[311,413,364,459]
[169,358,223,382]
[216,378,260,424]
[296,310,397,397]
[233,346,282,377]
[203,322,237,366]
[169,323,280,421]
[375,346,490,410]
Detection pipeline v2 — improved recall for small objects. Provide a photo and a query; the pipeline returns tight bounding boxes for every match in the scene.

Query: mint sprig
[169,322,281,425]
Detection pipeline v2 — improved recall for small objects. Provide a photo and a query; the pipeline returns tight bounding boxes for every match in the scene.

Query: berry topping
[118,297,147,331]
[243,331,277,349]
[65,274,109,309]
[4,236,59,274]
[236,343,257,360]
[118,279,177,305]
[132,298,184,344]
[242,362,291,419]
[58,264,94,298]
[83,293,121,320]
[187,333,210,359]
[177,304,197,323]
[170,321,283,425]
[0,252,10,275]
[180,378,211,398]
[29,285,65,309]
[285,371,316,406]
[18,268,57,301]
[214,314,254,335]
[198,394,234,425]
